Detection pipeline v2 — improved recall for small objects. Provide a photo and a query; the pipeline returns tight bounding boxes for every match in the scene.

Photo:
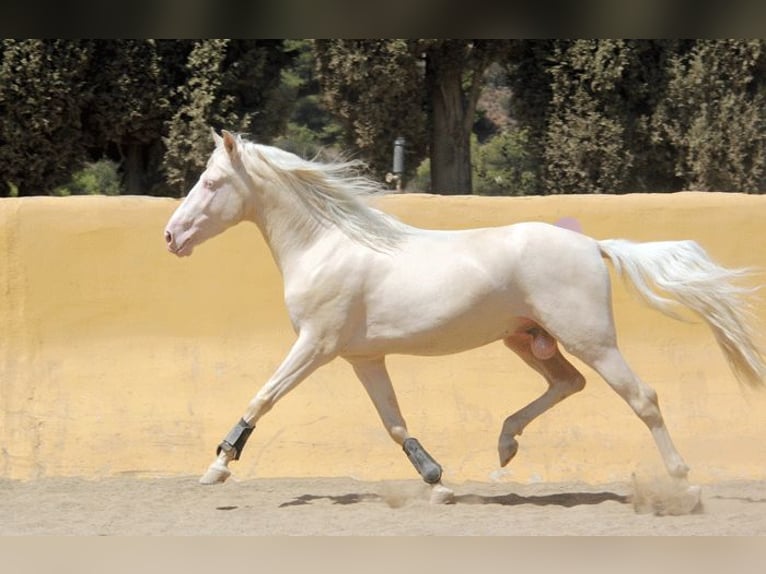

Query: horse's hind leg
[499,329,586,466]
[349,357,454,504]
[582,345,701,512]
[585,346,690,480]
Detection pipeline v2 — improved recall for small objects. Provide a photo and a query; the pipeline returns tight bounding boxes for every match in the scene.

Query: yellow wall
[1,192,765,484]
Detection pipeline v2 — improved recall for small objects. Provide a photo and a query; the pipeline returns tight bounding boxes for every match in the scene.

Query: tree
[497,41,554,196]
[542,40,636,194]
[471,129,538,196]
[651,40,766,192]
[6,39,765,198]
[0,39,193,196]
[0,39,91,196]
[82,39,185,196]
[314,39,427,184]
[271,39,345,159]
[163,39,293,195]
[423,40,504,194]
[504,40,692,194]
[315,39,508,193]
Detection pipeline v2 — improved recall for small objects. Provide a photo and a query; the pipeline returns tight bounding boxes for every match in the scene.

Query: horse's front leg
[200,333,331,484]
[349,357,454,504]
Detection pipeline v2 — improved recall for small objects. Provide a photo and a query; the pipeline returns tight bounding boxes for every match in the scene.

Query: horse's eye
[203,179,216,191]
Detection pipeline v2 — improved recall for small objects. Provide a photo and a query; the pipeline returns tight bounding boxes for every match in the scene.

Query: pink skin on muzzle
[164,228,193,257]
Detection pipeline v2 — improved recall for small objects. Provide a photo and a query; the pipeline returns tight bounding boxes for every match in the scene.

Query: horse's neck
[247,182,333,273]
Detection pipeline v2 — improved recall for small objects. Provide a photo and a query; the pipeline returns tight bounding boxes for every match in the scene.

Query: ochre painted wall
[1,193,765,484]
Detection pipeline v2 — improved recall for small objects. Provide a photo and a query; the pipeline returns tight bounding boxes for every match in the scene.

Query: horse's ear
[211,128,223,147]
[221,130,239,161]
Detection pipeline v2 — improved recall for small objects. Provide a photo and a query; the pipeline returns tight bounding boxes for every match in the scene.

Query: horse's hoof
[430,483,455,505]
[498,436,519,467]
[681,484,703,514]
[631,475,703,515]
[199,461,231,485]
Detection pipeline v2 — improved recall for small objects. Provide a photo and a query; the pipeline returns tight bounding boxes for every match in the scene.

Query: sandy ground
[1,475,765,535]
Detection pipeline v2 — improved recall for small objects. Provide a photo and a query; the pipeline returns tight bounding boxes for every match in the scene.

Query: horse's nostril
[165,230,172,244]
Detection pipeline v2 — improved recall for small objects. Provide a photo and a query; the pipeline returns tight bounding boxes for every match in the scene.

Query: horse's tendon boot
[403,437,443,484]
[217,418,255,460]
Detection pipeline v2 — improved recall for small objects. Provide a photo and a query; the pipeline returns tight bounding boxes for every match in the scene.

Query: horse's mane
[237,136,409,251]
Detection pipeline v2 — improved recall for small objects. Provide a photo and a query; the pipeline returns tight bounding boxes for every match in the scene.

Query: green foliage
[542,40,635,194]
[505,39,685,194]
[272,40,345,160]
[0,39,91,196]
[651,40,766,192]
[3,39,766,198]
[544,99,633,195]
[472,130,538,196]
[83,40,172,148]
[162,40,231,194]
[53,160,123,196]
[315,40,510,193]
[502,40,556,194]
[504,39,766,194]
[162,40,293,195]
[315,39,428,181]
[410,158,431,193]
[81,40,181,196]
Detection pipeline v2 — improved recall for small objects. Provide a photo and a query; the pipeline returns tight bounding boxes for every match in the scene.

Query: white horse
[165,130,765,503]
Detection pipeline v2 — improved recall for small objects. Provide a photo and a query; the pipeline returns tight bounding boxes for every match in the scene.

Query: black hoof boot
[403,437,443,484]
[216,418,255,460]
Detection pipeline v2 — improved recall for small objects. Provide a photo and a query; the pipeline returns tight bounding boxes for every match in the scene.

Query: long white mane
[236,136,409,251]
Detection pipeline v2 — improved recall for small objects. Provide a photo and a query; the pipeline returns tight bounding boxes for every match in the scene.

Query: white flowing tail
[599,238,766,387]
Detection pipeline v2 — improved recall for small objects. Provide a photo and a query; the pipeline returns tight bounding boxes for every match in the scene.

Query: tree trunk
[426,43,482,195]
[123,143,144,195]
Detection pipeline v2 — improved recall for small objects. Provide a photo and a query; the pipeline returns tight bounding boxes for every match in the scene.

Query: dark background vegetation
[1,39,765,197]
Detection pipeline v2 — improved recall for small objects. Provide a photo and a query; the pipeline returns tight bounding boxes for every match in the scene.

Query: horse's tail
[598,238,766,388]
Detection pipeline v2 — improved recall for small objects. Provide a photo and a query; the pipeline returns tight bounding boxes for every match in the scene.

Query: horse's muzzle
[164,228,191,257]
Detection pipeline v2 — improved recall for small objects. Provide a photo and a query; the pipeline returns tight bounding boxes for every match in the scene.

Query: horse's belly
[383,326,508,356]
[343,299,525,357]
[345,324,512,357]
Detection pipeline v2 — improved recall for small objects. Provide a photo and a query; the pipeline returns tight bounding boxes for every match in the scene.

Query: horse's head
[165,129,253,257]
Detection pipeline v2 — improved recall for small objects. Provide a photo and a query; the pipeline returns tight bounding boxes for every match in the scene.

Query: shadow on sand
[277,489,628,509]
[454,490,628,507]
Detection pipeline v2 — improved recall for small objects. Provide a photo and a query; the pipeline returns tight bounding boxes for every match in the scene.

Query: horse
[164,129,765,504]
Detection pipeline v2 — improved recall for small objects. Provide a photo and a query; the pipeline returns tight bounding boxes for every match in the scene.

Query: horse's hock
[1,192,765,483]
